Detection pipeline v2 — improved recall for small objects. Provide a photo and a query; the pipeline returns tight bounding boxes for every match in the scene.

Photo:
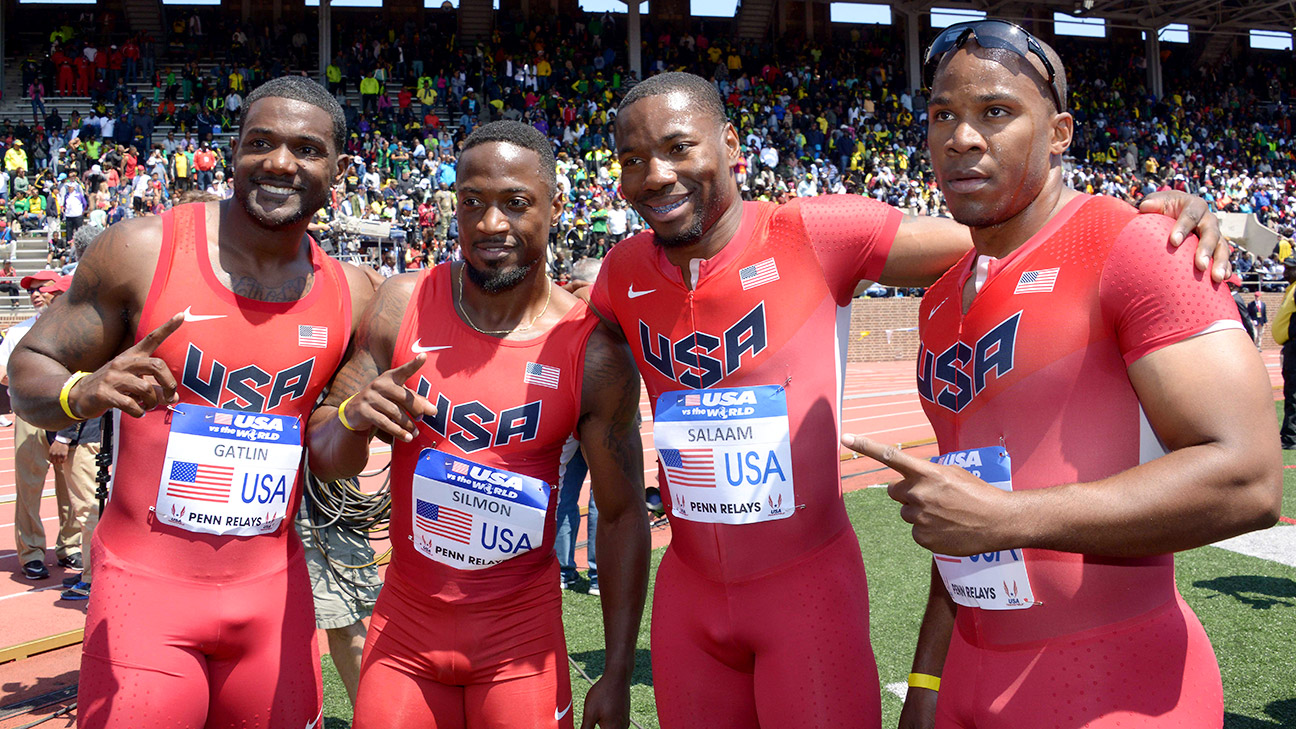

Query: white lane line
[1210,524,1296,568]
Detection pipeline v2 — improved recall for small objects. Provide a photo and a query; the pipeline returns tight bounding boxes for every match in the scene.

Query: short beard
[465,259,534,293]
[651,208,707,248]
[233,179,324,231]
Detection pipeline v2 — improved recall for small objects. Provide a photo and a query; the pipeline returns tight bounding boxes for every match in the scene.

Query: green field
[320,451,1296,728]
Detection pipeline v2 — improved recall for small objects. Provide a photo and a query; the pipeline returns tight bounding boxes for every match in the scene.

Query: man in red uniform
[308,121,649,729]
[10,76,375,729]
[591,71,1234,728]
[843,22,1281,728]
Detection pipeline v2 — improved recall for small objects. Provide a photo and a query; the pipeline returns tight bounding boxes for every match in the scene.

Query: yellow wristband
[337,395,362,432]
[59,371,90,421]
[907,673,941,692]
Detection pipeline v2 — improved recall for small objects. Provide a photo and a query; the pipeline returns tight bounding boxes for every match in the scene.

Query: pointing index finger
[841,433,929,477]
[385,353,427,383]
[130,313,185,355]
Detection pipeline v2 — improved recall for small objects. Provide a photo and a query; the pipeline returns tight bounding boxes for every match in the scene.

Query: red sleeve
[795,195,902,303]
[1100,214,1244,366]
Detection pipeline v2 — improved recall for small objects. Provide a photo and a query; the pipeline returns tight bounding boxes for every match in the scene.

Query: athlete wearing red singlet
[8,82,373,729]
[78,202,351,727]
[591,194,900,727]
[308,124,648,729]
[350,264,596,727]
[841,29,1280,729]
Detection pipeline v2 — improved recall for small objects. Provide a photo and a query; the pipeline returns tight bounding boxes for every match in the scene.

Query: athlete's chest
[623,243,829,391]
[918,259,1105,416]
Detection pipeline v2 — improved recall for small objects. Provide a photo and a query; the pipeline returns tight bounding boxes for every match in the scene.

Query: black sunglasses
[924,19,1065,112]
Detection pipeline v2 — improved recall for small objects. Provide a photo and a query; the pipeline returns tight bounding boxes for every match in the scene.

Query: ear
[1050,111,1074,157]
[721,121,742,165]
[550,188,564,226]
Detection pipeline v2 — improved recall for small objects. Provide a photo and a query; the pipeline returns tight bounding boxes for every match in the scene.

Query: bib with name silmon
[410,449,550,570]
[652,384,796,524]
[930,446,1035,611]
[154,404,303,537]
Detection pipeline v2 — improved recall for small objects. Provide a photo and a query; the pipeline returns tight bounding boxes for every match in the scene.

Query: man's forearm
[593,503,650,682]
[10,348,81,430]
[910,564,957,677]
[1006,443,1279,557]
[306,407,376,482]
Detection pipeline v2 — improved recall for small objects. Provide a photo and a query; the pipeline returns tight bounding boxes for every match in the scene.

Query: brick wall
[846,290,1287,363]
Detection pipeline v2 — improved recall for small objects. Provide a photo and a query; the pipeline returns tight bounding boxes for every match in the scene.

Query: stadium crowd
[2,9,1295,289]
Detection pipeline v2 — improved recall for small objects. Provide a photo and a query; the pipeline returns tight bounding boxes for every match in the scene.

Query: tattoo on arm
[320,276,411,407]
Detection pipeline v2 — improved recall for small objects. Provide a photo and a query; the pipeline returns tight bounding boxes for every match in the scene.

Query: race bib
[652,385,795,524]
[154,405,303,537]
[411,450,549,570]
[931,447,1035,610]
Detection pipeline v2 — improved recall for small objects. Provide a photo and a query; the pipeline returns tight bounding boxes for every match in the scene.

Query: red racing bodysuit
[916,195,1239,728]
[79,203,351,729]
[353,263,598,729]
[591,197,901,728]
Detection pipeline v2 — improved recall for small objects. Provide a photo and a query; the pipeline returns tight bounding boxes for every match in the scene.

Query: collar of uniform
[653,200,762,288]
[957,193,1091,294]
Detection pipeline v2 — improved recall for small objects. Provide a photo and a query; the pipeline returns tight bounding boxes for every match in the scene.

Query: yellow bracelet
[59,371,90,421]
[337,395,362,432]
[907,673,941,692]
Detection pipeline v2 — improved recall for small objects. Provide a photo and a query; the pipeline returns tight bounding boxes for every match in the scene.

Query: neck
[661,193,744,281]
[456,261,553,337]
[217,198,313,267]
[969,173,1077,260]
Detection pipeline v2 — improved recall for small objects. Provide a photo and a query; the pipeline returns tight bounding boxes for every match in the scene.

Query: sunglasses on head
[925,19,1065,112]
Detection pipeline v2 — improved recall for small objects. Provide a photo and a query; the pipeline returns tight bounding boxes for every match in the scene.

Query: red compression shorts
[353,561,574,729]
[77,535,322,729]
[936,595,1222,728]
[651,526,881,729]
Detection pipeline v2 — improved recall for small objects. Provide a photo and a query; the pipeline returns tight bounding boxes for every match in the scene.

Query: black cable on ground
[12,702,76,729]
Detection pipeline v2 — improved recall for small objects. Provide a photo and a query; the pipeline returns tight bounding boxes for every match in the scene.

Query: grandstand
[0,1,1293,727]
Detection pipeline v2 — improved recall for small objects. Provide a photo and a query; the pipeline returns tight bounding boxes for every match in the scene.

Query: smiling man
[842,22,1281,728]
[9,76,375,729]
[307,121,649,729]
[589,71,1236,728]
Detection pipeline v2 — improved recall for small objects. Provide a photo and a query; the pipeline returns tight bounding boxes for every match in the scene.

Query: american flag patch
[213,413,233,425]
[166,461,235,503]
[523,362,560,389]
[684,394,701,406]
[451,460,470,476]
[1014,268,1059,295]
[739,258,779,290]
[659,448,716,487]
[415,499,472,544]
[298,325,328,348]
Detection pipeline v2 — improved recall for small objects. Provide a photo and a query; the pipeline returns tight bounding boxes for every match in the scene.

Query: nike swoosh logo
[412,339,452,353]
[182,306,228,322]
[627,285,655,299]
[927,299,946,321]
[555,701,573,721]
[304,707,323,729]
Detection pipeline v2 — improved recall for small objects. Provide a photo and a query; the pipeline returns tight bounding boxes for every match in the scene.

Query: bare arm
[897,565,957,729]
[306,273,433,481]
[10,216,165,429]
[1009,328,1280,554]
[843,329,1281,558]
[576,324,649,729]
